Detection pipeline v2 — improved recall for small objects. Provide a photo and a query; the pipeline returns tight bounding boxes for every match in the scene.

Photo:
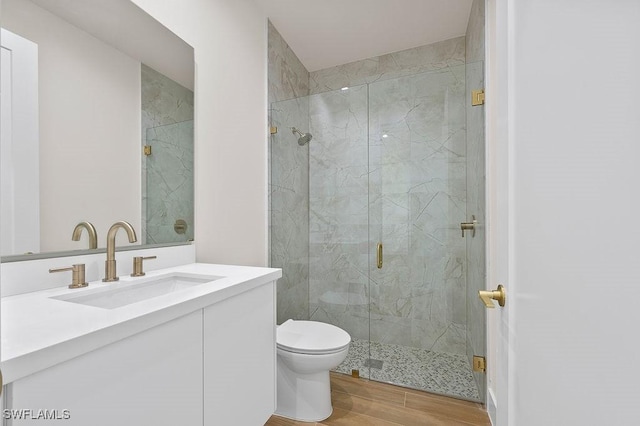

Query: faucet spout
[72,221,98,249]
[103,221,137,282]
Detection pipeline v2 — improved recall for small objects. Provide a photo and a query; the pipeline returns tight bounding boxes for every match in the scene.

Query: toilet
[275,319,351,422]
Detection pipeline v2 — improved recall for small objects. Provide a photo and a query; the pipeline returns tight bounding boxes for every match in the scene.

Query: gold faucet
[103,221,137,282]
[72,221,98,249]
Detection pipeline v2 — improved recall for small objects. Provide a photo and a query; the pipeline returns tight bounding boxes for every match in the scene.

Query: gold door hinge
[471,90,485,106]
[270,126,278,135]
[143,145,152,155]
[473,355,486,373]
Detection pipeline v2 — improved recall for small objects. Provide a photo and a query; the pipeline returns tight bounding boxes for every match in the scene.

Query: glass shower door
[465,59,487,402]
[367,66,482,400]
[306,84,371,379]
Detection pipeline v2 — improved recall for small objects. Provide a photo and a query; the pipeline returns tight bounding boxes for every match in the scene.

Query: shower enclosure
[270,62,485,402]
[144,120,195,244]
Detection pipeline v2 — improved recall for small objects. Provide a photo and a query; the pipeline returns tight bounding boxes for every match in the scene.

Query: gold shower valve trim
[478,284,506,308]
[174,219,188,235]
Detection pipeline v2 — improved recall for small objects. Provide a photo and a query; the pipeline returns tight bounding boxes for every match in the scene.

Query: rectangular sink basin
[51,273,223,309]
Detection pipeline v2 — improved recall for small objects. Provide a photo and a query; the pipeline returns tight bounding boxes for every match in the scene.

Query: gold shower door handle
[377,243,383,269]
[461,215,477,237]
[479,285,506,308]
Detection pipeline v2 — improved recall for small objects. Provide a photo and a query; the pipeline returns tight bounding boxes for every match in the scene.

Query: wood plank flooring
[265,372,491,426]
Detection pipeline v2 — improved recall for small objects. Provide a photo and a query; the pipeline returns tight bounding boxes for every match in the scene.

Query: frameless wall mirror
[0,0,195,261]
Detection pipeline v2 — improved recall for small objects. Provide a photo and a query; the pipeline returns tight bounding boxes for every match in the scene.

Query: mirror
[0,0,195,261]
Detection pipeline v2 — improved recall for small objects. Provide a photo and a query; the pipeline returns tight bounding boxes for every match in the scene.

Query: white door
[486,0,512,424]
[1,28,40,256]
[489,1,640,425]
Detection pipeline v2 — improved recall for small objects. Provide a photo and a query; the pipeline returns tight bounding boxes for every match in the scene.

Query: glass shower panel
[465,60,486,403]
[306,84,371,379]
[144,120,194,244]
[367,66,481,400]
[270,96,310,324]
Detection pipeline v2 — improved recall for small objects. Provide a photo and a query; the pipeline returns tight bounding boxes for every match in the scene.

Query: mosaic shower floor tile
[333,338,481,401]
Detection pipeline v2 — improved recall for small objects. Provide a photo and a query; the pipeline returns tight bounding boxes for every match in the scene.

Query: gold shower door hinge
[471,89,485,106]
[143,145,152,155]
[473,355,486,373]
[270,126,278,135]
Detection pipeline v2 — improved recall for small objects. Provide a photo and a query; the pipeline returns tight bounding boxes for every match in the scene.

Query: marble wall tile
[141,65,195,128]
[364,66,467,354]
[270,97,310,324]
[145,121,194,244]
[308,85,370,341]
[268,21,310,104]
[309,37,465,95]
[141,65,194,245]
[466,0,485,64]
[267,21,311,325]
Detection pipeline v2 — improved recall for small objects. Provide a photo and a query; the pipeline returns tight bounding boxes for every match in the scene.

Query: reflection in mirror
[0,0,195,261]
[141,65,194,244]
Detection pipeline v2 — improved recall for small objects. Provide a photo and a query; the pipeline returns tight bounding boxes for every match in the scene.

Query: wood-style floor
[265,372,491,426]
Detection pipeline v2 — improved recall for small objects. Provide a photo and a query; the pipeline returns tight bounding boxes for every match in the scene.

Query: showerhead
[291,127,313,146]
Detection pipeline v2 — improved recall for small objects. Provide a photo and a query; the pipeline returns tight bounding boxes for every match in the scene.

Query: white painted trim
[487,388,497,425]
[0,29,40,257]
[484,0,497,421]
[262,16,270,268]
[485,0,515,424]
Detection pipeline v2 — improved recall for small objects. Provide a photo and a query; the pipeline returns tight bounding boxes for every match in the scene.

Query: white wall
[2,0,141,252]
[130,0,269,267]
[491,0,640,424]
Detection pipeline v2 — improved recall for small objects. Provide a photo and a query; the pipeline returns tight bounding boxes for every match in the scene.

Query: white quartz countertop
[1,263,281,383]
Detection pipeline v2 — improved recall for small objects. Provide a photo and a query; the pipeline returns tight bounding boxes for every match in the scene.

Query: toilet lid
[277,320,351,355]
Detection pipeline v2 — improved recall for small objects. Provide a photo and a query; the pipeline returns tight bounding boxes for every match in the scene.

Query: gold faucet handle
[131,256,157,277]
[478,284,506,308]
[50,264,89,289]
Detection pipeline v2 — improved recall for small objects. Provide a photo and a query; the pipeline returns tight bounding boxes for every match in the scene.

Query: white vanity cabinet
[4,279,278,426]
[203,281,276,425]
[7,311,204,426]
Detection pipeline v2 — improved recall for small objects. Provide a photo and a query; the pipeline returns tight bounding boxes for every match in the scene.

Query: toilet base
[275,356,333,422]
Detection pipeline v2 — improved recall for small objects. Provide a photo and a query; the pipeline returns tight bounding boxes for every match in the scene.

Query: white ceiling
[255,0,473,72]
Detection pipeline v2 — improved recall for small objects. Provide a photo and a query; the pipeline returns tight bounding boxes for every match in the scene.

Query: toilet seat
[277,320,351,355]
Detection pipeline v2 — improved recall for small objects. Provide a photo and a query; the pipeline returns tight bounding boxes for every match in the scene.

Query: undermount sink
[51,273,223,309]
